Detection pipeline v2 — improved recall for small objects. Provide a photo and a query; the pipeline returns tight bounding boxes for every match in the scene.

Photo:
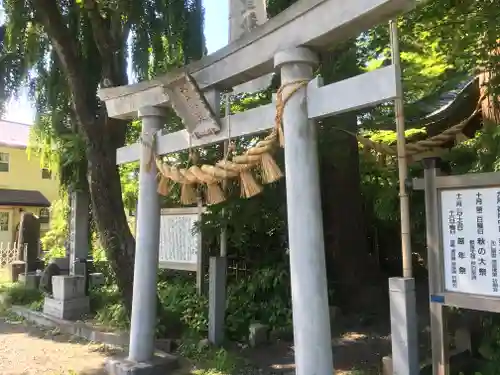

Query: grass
[0,281,44,311]
[0,268,11,284]
[0,276,253,375]
[175,332,255,375]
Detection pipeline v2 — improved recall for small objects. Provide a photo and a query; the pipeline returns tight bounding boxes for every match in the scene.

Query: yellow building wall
[0,146,60,244]
[0,146,59,203]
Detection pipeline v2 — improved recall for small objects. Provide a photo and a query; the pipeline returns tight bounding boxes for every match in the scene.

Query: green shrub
[176,331,243,374]
[91,286,129,331]
[89,265,293,342]
[157,279,208,336]
[0,283,44,311]
[225,266,292,339]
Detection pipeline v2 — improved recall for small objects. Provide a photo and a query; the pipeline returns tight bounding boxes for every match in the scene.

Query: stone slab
[43,296,89,320]
[51,257,70,271]
[90,272,105,288]
[52,275,86,300]
[18,273,41,290]
[105,354,178,375]
[11,305,129,347]
[249,322,269,348]
[10,305,178,354]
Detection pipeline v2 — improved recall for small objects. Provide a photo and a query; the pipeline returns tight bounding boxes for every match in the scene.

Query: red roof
[0,120,32,149]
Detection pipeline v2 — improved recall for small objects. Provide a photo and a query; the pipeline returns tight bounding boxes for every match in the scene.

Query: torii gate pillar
[276,47,334,375]
[128,106,166,362]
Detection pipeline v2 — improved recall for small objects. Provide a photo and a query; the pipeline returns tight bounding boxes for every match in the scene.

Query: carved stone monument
[18,212,42,272]
[69,190,90,275]
[42,190,92,320]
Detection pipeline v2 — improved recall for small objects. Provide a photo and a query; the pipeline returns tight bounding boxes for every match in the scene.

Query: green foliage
[119,162,140,213]
[357,126,500,268]
[91,285,129,331]
[41,194,70,258]
[157,279,207,335]
[225,267,292,339]
[0,0,207,304]
[89,266,292,341]
[0,283,44,312]
[27,119,88,191]
[177,332,245,375]
[360,0,499,129]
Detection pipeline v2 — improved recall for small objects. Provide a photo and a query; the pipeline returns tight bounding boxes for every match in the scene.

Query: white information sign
[158,210,200,270]
[441,187,500,297]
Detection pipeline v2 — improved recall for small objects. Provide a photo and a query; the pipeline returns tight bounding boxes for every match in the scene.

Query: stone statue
[18,212,41,272]
[39,262,61,297]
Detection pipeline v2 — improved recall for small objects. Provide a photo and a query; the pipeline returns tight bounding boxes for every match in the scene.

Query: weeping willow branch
[30,0,95,127]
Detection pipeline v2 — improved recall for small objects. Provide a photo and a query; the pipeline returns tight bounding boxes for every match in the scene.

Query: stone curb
[10,305,176,355]
[10,305,130,347]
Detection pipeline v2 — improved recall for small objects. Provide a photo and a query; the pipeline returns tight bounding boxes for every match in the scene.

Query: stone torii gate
[99,0,415,374]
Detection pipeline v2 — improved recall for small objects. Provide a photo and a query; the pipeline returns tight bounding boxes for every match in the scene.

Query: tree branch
[84,0,127,87]
[30,0,95,128]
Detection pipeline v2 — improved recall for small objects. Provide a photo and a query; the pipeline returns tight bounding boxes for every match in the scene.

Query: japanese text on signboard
[441,188,500,296]
[159,214,199,265]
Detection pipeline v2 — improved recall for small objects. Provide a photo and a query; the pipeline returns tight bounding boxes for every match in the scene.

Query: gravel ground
[0,316,123,375]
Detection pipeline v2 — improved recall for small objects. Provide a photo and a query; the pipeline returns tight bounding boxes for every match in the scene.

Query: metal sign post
[414,160,500,375]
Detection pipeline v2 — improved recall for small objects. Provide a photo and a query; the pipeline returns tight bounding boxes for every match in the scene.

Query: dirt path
[0,316,123,375]
[237,280,434,375]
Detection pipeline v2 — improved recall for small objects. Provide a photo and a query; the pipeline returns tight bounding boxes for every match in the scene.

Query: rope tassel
[156,160,172,196]
[189,165,226,205]
[260,152,283,183]
[216,160,262,198]
[240,170,263,198]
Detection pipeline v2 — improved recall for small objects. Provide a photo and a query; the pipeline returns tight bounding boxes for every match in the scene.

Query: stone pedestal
[52,275,86,300]
[43,296,90,320]
[43,275,89,320]
[105,354,178,375]
[249,323,269,348]
[389,278,419,375]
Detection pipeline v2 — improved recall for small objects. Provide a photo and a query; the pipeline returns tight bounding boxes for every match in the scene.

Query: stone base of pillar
[389,277,419,375]
[105,354,178,375]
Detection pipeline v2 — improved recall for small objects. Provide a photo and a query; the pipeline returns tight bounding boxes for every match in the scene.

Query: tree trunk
[318,43,382,309]
[30,0,137,315]
[86,121,135,313]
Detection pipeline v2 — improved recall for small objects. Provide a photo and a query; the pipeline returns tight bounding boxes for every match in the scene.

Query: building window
[0,152,9,172]
[41,168,52,179]
[39,208,50,224]
[0,212,9,231]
